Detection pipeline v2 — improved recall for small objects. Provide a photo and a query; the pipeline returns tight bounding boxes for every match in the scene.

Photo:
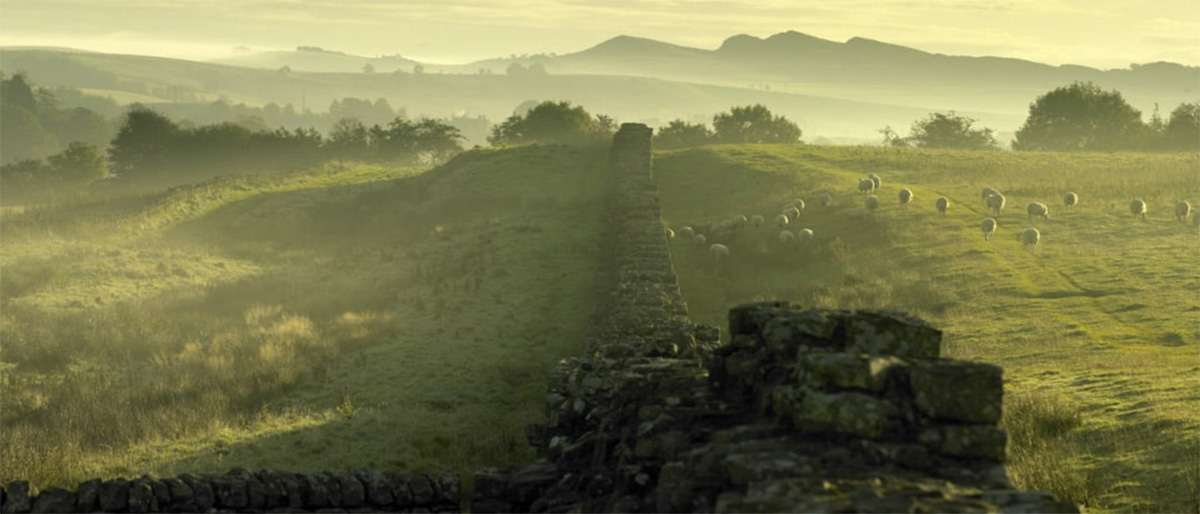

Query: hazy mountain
[211,46,423,74]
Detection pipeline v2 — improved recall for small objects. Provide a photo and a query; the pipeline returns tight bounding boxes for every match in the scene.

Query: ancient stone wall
[0,124,1078,513]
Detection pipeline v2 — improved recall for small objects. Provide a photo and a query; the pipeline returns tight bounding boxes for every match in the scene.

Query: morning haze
[1,1,1198,513]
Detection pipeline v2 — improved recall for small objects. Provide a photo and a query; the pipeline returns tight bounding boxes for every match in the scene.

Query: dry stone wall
[1,124,1078,513]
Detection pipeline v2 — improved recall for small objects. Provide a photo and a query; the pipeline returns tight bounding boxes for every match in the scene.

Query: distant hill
[211,46,422,74]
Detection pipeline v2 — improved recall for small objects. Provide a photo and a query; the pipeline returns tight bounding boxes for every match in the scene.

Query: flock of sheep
[666,171,1197,265]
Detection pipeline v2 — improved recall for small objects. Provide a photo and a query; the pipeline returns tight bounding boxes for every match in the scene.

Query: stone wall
[1,124,1078,513]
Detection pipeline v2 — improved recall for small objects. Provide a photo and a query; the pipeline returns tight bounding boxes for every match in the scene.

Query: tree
[654,119,712,149]
[487,101,608,146]
[1163,102,1200,151]
[1013,82,1148,151]
[327,117,371,158]
[712,104,801,144]
[108,104,182,180]
[372,117,463,164]
[46,141,107,187]
[905,111,998,150]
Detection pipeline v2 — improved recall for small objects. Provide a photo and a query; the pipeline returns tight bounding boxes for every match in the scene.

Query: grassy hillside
[655,145,1199,513]
[0,144,608,486]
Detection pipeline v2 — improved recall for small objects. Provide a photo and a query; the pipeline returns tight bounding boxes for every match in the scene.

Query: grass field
[0,144,608,487]
[656,144,1200,513]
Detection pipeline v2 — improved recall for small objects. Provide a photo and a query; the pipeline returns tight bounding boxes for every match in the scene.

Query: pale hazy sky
[1,0,1198,69]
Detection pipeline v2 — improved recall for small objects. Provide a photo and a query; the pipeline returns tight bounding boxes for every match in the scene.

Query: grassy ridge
[1,144,608,486]
[656,144,1199,513]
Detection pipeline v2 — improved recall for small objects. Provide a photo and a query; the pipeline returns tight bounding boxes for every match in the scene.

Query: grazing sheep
[982,218,997,241]
[709,243,730,264]
[783,206,801,222]
[1175,201,1191,222]
[679,226,694,239]
[935,196,949,216]
[1021,227,1040,252]
[819,193,833,208]
[1027,202,1050,221]
[898,189,913,210]
[1129,199,1147,220]
[750,214,764,228]
[792,199,806,213]
[865,195,880,212]
[796,228,814,243]
[859,178,875,194]
[869,173,882,191]
[693,234,707,247]
[732,214,748,230]
[778,230,795,245]
[982,187,1001,204]
[986,192,1006,216]
[1063,192,1079,210]
[775,214,790,228]
[718,219,734,234]
[664,226,675,239]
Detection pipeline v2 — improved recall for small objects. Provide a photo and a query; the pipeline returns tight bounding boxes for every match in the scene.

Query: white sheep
[859,178,875,194]
[783,206,801,222]
[869,173,882,191]
[1129,199,1147,220]
[693,233,707,247]
[778,230,795,245]
[732,214,749,230]
[982,187,1001,204]
[1027,202,1049,221]
[796,228,814,243]
[819,193,833,208]
[1063,192,1078,210]
[750,214,764,228]
[1175,201,1191,222]
[865,195,880,212]
[709,243,730,264]
[664,226,675,240]
[792,199,806,213]
[1021,227,1040,252]
[981,218,997,241]
[935,196,949,216]
[898,188,913,210]
[986,192,1006,216]
[775,213,790,228]
[679,226,695,239]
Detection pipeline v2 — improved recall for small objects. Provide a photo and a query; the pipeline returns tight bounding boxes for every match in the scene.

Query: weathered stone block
[353,468,394,507]
[407,472,435,506]
[786,389,896,439]
[434,470,461,507]
[76,479,101,513]
[729,301,791,337]
[386,471,415,507]
[722,450,816,485]
[179,474,214,512]
[150,479,171,510]
[905,361,1003,424]
[919,424,1007,462]
[28,487,72,514]
[253,469,290,509]
[209,477,248,510]
[798,352,906,392]
[226,468,265,509]
[841,310,942,358]
[277,472,306,510]
[127,477,156,513]
[98,478,129,512]
[761,309,843,356]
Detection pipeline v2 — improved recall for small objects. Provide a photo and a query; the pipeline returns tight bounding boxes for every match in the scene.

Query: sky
[1,0,1198,69]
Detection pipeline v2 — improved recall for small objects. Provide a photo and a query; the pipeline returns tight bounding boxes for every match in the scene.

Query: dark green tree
[373,117,463,164]
[0,104,60,164]
[906,111,998,150]
[654,119,713,149]
[46,141,107,187]
[108,104,183,180]
[712,104,801,144]
[1163,102,1200,151]
[487,101,607,146]
[1013,82,1148,151]
[327,117,372,158]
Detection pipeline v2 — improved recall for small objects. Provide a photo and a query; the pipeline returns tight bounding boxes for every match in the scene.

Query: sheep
[679,226,695,239]
[859,178,875,194]
[732,214,749,230]
[1175,200,1191,222]
[865,195,880,212]
[775,213,790,228]
[982,187,1001,204]
[792,199,806,213]
[819,193,833,208]
[1063,192,1078,210]
[869,173,882,191]
[1021,227,1040,252]
[750,214,764,228]
[1027,202,1050,221]
[778,230,795,245]
[783,206,801,222]
[709,243,730,264]
[898,188,913,210]
[693,233,707,247]
[981,218,997,241]
[935,196,949,216]
[664,226,675,240]
[1129,199,1147,220]
[986,192,1006,216]
[796,228,814,243]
